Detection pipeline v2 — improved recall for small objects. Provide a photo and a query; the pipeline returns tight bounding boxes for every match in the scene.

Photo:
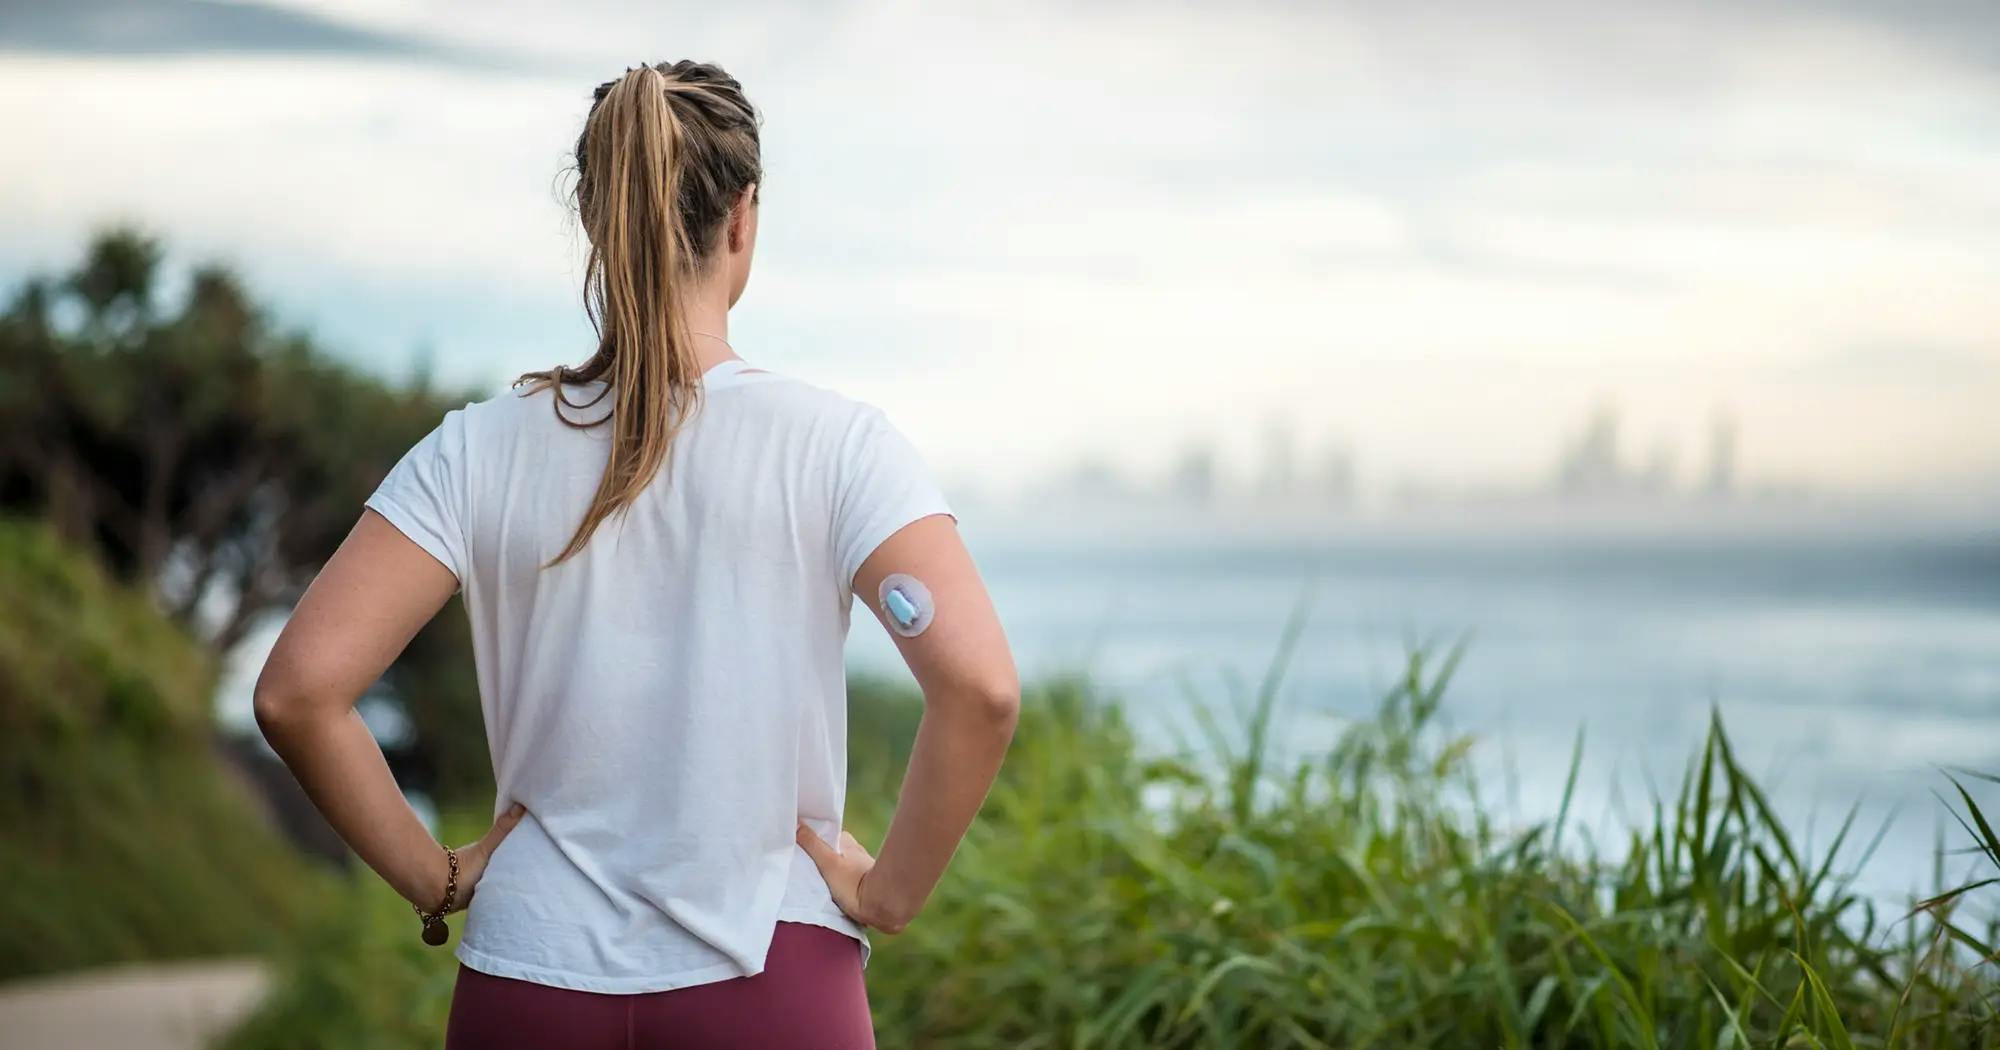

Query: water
[847,514,2000,902]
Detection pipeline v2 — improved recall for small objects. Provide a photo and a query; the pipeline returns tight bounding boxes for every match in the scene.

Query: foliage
[216,813,485,1050]
[859,649,2000,1047]
[0,228,465,647]
[225,661,2000,1048]
[0,517,319,980]
[0,228,493,805]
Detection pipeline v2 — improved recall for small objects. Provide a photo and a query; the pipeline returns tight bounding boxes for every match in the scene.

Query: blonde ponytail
[520,61,763,566]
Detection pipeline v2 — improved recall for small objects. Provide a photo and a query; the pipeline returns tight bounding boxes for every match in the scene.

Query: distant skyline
[1017,399,1846,521]
[3,0,1998,501]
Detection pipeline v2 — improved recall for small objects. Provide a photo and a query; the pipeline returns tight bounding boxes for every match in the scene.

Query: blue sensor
[885,587,919,628]
[877,573,935,637]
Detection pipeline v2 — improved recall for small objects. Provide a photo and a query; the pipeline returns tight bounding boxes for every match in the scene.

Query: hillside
[0,519,315,979]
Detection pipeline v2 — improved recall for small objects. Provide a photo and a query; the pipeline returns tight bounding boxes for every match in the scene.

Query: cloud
[4,0,2000,494]
[0,0,542,71]
[0,0,421,54]
[1744,0,2000,73]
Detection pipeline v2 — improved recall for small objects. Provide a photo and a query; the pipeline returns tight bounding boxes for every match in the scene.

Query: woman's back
[365,358,952,992]
[256,60,1016,1047]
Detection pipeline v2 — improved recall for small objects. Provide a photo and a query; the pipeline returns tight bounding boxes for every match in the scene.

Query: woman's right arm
[796,512,1018,933]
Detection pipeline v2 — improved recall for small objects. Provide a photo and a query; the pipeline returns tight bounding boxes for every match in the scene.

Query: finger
[795,822,839,870]
[481,803,527,848]
[836,831,873,861]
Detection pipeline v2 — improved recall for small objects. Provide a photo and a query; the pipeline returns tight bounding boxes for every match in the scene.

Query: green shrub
[216,839,467,1050]
[857,644,2000,1047]
[0,518,317,979]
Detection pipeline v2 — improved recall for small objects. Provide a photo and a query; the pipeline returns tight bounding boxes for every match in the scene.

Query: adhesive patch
[878,573,935,638]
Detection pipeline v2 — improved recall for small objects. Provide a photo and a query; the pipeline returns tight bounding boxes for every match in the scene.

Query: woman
[254,60,1018,1048]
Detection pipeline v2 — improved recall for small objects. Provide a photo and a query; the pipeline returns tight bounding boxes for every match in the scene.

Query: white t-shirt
[363,358,952,994]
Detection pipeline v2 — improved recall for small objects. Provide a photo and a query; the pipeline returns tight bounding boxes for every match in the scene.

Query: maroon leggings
[444,921,874,1049]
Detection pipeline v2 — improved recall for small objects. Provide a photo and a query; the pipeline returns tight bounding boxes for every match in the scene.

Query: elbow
[251,669,317,745]
[969,671,1022,737]
[250,682,294,745]
[924,668,1019,736]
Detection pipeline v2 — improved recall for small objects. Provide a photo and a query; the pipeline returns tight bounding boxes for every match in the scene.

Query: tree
[0,227,472,650]
[0,227,494,803]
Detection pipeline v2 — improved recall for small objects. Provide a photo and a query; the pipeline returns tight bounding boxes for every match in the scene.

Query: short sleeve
[832,406,955,587]
[364,408,471,590]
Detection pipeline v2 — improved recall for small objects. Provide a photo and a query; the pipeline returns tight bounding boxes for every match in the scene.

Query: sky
[3,0,1998,504]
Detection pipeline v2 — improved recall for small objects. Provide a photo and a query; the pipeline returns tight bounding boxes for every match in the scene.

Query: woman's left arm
[254,508,522,913]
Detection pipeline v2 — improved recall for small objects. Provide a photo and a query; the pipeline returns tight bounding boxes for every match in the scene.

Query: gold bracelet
[413,846,459,946]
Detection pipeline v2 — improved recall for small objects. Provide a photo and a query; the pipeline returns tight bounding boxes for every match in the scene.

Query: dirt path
[0,958,268,1050]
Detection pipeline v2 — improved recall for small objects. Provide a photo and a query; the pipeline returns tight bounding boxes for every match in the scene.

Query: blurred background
[1,0,1996,1046]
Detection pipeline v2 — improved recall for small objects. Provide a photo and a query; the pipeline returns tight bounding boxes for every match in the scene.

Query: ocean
[846,511,2000,901]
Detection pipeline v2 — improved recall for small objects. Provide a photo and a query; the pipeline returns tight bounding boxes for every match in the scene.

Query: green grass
[224,641,1999,1048]
[215,814,482,1050]
[855,647,2000,1047]
[0,518,316,980]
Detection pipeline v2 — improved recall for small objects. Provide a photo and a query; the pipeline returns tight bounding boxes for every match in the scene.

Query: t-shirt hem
[775,907,872,970]
[453,942,751,995]
[453,913,871,993]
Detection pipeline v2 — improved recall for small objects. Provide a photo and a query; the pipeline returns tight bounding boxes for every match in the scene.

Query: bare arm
[254,509,522,912]
[796,513,1019,933]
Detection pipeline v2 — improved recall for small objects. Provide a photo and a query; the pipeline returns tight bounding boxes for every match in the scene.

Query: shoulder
[443,376,614,437]
[717,370,895,438]
[723,375,937,497]
[378,381,590,475]
[440,370,904,446]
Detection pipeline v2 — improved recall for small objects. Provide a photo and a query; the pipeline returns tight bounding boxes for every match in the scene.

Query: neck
[681,282,737,373]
